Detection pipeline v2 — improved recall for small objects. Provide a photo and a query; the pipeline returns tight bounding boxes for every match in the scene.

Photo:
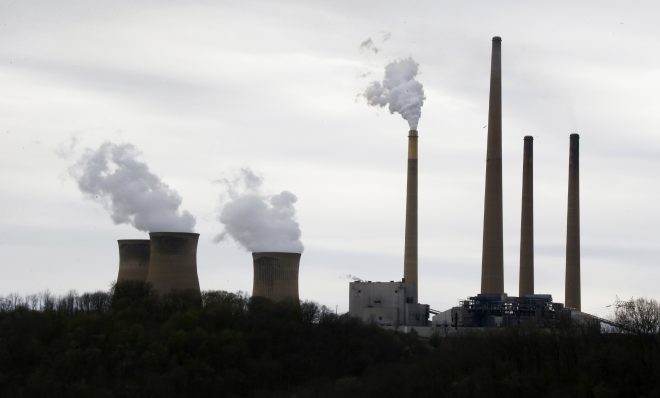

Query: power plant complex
[112,36,588,332]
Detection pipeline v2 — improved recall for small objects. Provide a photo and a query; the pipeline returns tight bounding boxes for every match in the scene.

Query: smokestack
[565,134,581,310]
[519,136,534,296]
[252,252,301,302]
[481,36,504,294]
[403,129,418,302]
[117,239,150,283]
[146,232,201,294]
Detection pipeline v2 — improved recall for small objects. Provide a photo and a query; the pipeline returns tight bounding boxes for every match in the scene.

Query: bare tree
[614,297,660,334]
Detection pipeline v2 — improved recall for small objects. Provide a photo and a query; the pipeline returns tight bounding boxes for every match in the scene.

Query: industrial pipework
[403,129,419,302]
[481,36,504,294]
[146,232,201,294]
[565,134,581,310]
[519,136,534,296]
[117,239,150,283]
[252,252,301,302]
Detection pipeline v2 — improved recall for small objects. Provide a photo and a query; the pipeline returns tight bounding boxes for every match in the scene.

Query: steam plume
[70,142,195,232]
[216,168,303,253]
[364,57,425,130]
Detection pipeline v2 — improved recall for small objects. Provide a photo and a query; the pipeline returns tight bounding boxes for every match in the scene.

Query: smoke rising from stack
[70,142,196,233]
[216,168,303,253]
[364,57,425,130]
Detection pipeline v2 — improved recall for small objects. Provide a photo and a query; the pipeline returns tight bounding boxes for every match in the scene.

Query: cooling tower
[481,36,504,294]
[403,129,418,302]
[117,239,150,283]
[252,252,301,302]
[565,134,581,310]
[146,232,200,294]
[519,136,534,296]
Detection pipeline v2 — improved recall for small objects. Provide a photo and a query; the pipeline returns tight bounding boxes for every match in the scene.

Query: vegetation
[0,285,658,397]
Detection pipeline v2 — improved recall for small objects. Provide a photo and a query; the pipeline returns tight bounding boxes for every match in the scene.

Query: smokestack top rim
[492,36,502,42]
[408,129,418,137]
[149,231,200,238]
[118,239,150,244]
[524,135,534,141]
[570,133,580,139]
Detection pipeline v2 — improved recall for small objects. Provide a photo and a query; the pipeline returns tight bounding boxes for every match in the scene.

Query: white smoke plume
[70,142,196,232]
[215,168,303,253]
[364,57,425,130]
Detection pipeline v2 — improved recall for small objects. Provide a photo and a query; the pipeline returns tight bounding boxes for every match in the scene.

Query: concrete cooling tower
[252,252,301,302]
[116,239,150,283]
[146,232,201,294]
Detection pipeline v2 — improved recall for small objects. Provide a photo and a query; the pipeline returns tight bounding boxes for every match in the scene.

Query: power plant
[116,239,150,283]
[348,35,586,332]
[252,252,301,302]
[145,232,201,295]
[105,35,590,333]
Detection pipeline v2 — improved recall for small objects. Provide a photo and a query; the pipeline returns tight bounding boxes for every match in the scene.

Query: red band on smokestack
[565,134,580,310]
[481,36,504,294]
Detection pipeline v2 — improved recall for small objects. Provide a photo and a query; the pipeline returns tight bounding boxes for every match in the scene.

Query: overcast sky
[1,0,659,317]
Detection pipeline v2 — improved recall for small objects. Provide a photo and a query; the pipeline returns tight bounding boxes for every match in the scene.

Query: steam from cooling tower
[364,57,425,130]
[216,168,303,253]
[70,142,196,233]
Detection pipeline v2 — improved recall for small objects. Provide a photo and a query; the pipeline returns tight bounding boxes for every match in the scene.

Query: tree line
[0,283,658,397]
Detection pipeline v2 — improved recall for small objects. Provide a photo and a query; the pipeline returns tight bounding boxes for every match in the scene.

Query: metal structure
[403,129,419,302]
[565,134,581,310]
[481,36,505,294]
[116,239,150,283]
[519,136,534,296]
[146,232,201,294]
[435,294,566,328]
[349,281,429,327]
[252,252,301,302]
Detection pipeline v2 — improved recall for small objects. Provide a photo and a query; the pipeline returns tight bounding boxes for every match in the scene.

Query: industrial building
[349,281,428,327]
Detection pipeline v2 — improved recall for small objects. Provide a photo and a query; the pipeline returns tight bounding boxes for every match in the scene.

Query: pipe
[117,239,150,283]
[481,36,504,294]
[252,252,301,302]
[403,129,418,302]
[565,134,581,310]
[519,136,534,296]
[146,232,201,294]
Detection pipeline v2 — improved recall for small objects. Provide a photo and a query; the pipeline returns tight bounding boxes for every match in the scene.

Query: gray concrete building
[349,281,429,327]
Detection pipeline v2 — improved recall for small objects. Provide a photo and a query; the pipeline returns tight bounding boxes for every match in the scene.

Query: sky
[1,0,659,317]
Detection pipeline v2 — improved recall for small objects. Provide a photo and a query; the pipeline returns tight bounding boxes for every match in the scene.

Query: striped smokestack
[117,239,150,283]
[519,136,534,296]
[403,129,418,302]
[146,232,201,294]
[252,252,301,302]
[481,36,504,294]
[565,134,581,310]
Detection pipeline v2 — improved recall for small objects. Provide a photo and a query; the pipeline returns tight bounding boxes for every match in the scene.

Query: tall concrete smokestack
[565,134,581,310]
[403,129,418,302]
[519,136,534,296]
[146,232,201,294]
[117,239,150,283]
[252,252,301,302]
[481,36,504,294]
